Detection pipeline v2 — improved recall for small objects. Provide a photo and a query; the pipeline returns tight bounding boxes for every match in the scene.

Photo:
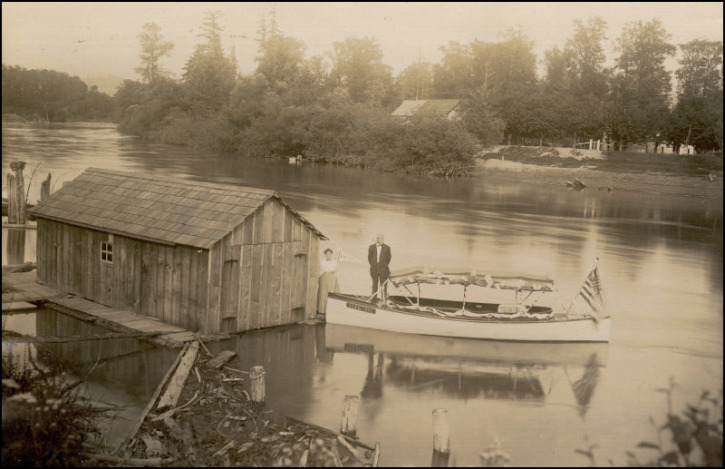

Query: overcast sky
[2,2,723,82]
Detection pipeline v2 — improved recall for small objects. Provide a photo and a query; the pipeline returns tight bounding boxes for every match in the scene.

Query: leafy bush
[153,110,236,151]
[2,346,110,467]
[575,379,723,467]
[626,380,722,467]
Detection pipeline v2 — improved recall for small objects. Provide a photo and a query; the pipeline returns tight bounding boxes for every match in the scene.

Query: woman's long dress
[317,259,340,315]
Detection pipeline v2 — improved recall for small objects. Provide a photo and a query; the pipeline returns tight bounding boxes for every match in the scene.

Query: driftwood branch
[285,416,375,452]
[205,350,236,369]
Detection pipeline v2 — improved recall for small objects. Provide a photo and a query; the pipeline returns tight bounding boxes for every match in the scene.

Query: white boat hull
[326,294,611,342]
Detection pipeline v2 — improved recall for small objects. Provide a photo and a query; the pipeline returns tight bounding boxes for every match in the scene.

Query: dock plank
[5,271,197,347]
[2,271,67,305]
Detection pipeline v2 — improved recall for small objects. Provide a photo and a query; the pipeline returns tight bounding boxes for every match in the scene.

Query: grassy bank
[474,153,723,200]
[479,145,723,177]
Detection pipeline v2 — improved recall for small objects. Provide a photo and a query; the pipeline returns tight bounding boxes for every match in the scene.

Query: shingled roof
[391,99,461,119]
[28,167,326,249]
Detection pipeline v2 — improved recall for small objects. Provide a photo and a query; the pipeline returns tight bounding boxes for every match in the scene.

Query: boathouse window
[100,241,113,263]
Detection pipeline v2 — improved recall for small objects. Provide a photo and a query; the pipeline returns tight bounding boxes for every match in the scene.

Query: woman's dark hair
[324,248,334,254]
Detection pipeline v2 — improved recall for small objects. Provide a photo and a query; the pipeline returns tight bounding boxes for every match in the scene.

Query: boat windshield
[388,266,556,292]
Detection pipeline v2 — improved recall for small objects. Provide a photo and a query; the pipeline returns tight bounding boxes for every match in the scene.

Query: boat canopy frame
[368,266,563,316]
[387,266,557,292]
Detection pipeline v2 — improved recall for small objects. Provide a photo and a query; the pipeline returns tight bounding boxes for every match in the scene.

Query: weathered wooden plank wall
[37,220,209,332]
[207,199,319,334]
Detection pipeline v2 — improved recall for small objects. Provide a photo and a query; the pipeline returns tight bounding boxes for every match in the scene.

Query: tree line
[2,65,115,122]
[2,12,722,175]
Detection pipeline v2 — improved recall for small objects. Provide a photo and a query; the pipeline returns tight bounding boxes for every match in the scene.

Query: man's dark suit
[368,243,392,297]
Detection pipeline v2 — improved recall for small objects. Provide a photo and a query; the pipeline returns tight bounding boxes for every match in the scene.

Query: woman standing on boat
[317,248,340,315]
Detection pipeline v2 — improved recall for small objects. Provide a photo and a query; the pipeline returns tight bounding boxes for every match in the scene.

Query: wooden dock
[2,271,66,304]
[3,271,197,348]
[45,297,197,348]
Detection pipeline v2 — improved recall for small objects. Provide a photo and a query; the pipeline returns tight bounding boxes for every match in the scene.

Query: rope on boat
[391,301,554,321]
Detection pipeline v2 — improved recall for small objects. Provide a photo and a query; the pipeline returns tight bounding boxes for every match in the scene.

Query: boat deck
[338,294,558,322]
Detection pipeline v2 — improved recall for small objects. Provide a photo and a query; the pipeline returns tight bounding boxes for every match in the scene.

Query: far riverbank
[475,158,723,201]
[474,145,723,201]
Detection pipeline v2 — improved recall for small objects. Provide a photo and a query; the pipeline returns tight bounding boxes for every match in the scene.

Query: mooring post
[7,161,27,224]
[340,394,360,438]
[40,173,52,202]
[431,408,450,467]
[250,365,266,403]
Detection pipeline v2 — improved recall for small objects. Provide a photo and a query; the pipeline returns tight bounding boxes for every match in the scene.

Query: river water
[2,122,722,466]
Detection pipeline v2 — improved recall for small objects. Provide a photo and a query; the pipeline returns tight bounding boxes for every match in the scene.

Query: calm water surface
[2,122,722,466]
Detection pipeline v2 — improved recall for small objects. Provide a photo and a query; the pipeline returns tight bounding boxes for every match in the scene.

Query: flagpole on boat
[566,257,599,315]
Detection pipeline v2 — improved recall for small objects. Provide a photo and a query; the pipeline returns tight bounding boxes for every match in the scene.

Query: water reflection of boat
[325,324,608,403]
[327,264,611,342]
[325,323,608,367]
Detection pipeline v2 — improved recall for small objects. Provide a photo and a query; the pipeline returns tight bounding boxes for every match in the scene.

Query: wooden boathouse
[28,167,326,334]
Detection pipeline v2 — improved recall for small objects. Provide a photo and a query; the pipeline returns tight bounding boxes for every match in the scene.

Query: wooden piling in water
[7,161,27,224]
[340,394,360,438]
[40,173,52,202]
[431,408,450,467]
[250,365,266,403]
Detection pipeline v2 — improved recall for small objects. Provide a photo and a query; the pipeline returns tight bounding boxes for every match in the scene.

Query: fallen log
[336,435,366,466]
[205,350,236,369]
[117,342,190,454]
[156,341,200,410]
[285,416,376,452]
[372,442,380,467]
[566,177,587,189]
[6,331,163,344]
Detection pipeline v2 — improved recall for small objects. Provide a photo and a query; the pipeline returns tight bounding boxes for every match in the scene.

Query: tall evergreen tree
[182,11,237,115]
[135,23,174,84]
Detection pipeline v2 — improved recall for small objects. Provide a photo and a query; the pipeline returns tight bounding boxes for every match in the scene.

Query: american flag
[577,266,604,316]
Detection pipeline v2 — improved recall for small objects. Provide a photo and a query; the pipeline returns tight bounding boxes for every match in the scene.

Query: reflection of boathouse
[29,168,326,334]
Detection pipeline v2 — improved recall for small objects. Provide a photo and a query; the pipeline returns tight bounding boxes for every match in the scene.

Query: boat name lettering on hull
[344,343,375,354]
[346,302,376,314]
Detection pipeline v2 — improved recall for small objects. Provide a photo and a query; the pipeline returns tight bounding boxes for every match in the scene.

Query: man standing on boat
[368,233,391,302]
